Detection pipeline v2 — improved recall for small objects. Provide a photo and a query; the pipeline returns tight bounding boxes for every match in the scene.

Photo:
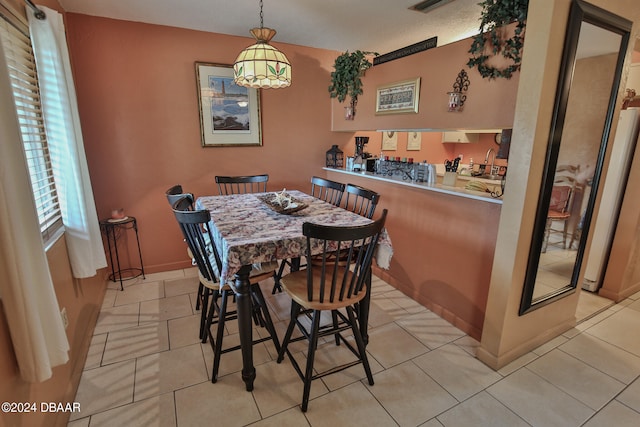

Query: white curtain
[28,6,106,278]
[0,35,69,382]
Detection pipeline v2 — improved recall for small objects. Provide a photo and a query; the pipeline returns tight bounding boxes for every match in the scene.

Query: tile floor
[67,268,640,427]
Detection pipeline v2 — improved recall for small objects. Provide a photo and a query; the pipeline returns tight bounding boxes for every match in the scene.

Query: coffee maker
[352,136,369,171]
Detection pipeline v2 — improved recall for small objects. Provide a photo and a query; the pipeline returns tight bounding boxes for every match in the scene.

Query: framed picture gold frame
[375,77,420,115]
[195,62,262,147]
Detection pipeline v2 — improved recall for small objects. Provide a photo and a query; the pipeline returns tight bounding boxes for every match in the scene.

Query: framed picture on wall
[407,132,422,150]
[195,62,262,147]
[381,131,398,150]
[375,78,420,114]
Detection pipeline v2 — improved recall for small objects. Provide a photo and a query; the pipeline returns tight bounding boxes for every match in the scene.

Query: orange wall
[65,14,352,273]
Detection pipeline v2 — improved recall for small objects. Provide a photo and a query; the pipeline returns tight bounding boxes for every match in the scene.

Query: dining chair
[542,172,578,253]
[343,183,380,219]
[172,196,281,383]
[271,176,347,294]
[165,185,206,312]
[165,184,186,206]
[215,174,269,195]
[310,176,345,206]
[276,209,387,412]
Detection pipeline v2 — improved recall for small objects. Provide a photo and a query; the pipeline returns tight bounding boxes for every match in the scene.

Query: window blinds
[0,11,62,242]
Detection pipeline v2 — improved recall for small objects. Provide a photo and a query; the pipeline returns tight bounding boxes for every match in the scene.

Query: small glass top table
[99,216,145,290]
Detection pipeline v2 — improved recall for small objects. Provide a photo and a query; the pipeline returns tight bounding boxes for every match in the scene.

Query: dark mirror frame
[519,0,631,315]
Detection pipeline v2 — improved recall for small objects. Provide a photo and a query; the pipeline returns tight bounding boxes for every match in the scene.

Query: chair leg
[277,301,301,363]
[195,282,204,310]
[251,285,281,354]
[202,289,219,344]
[347,306,374,386]
[542,218,552,253]
[212,290,230,383]
[199,287,211,341]
[301,310,321,412]
[272,261,287,294]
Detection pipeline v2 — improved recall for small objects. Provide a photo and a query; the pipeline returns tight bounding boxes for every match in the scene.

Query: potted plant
[467,0,529,79]
[328,50,377,119]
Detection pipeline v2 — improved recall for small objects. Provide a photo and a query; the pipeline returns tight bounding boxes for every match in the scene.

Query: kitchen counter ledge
[323,167,503,205]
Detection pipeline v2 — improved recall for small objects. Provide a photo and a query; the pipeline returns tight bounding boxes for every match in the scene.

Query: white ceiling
[56,0,484,54]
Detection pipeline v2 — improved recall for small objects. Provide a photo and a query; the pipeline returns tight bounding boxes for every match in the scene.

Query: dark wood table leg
[234,264,255,391]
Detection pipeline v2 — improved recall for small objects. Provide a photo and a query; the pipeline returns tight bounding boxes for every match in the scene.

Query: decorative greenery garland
[467,0,529,79]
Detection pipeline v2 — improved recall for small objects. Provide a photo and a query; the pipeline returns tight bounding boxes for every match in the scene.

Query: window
[1,8,62,243]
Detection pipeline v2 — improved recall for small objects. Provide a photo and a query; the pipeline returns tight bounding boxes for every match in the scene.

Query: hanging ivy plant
[467,0,529,79]
[328,50,377,105]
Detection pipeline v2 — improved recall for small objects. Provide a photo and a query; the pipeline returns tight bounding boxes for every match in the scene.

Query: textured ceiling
[57,0,484,54]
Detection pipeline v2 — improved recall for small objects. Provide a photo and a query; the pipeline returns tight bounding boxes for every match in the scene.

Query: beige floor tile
[532,333,569,356]
[67,417,90,427]
[587,308,640,357]
[251,358,328,418]
[367,361,457,426]
[413,344,502,402]
[437,391,530,427]
[101,288,117,308]
[559,333,640,384]
[134,344,208,401]
[94,303,140,335]
[527,349,625,410]
[164,276,201,298]
[114,281,165,306]
[582,400,640,426]
[84,333,107,370]
[369,293,410,321]
[383,289,427,314]
[88,392,176,427]
[140,293,193,322]
[303,381,396,426]
[168,313,202,349]
[69,359,135,421]
[397,310,466,350]
[617,377,640,412]
[365,322,429,368]
[576,291,614,322]
[496,351,538,377]
[102,323,169,365]
[183,267,199,278]
[453,335,480,357]
[174,375,261,427]
[365,298,396,329]
[249,407,311,427]
[143,270,186,282]
[487,368,594,426]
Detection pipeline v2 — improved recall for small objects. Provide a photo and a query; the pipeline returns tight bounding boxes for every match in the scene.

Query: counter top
[323,167,503,204]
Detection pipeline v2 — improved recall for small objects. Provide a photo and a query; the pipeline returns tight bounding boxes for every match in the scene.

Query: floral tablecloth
[196,190,390,285]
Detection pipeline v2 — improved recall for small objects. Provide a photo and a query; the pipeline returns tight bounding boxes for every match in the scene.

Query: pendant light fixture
[233,0,291,89]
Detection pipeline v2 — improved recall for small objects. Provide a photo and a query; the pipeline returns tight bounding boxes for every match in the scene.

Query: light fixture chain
[259,0,264,28]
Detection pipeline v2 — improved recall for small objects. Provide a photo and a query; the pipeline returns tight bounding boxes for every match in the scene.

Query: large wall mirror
[520,0,632,314]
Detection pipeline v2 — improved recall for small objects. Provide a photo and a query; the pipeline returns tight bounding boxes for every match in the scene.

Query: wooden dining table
[196,190,377,391]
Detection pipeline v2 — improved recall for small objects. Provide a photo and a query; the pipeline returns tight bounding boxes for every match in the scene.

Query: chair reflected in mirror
[542,165,581,253]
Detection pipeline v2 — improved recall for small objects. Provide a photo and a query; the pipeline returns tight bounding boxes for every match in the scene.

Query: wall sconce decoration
[326,145,344,168]
[447,69,470,112]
